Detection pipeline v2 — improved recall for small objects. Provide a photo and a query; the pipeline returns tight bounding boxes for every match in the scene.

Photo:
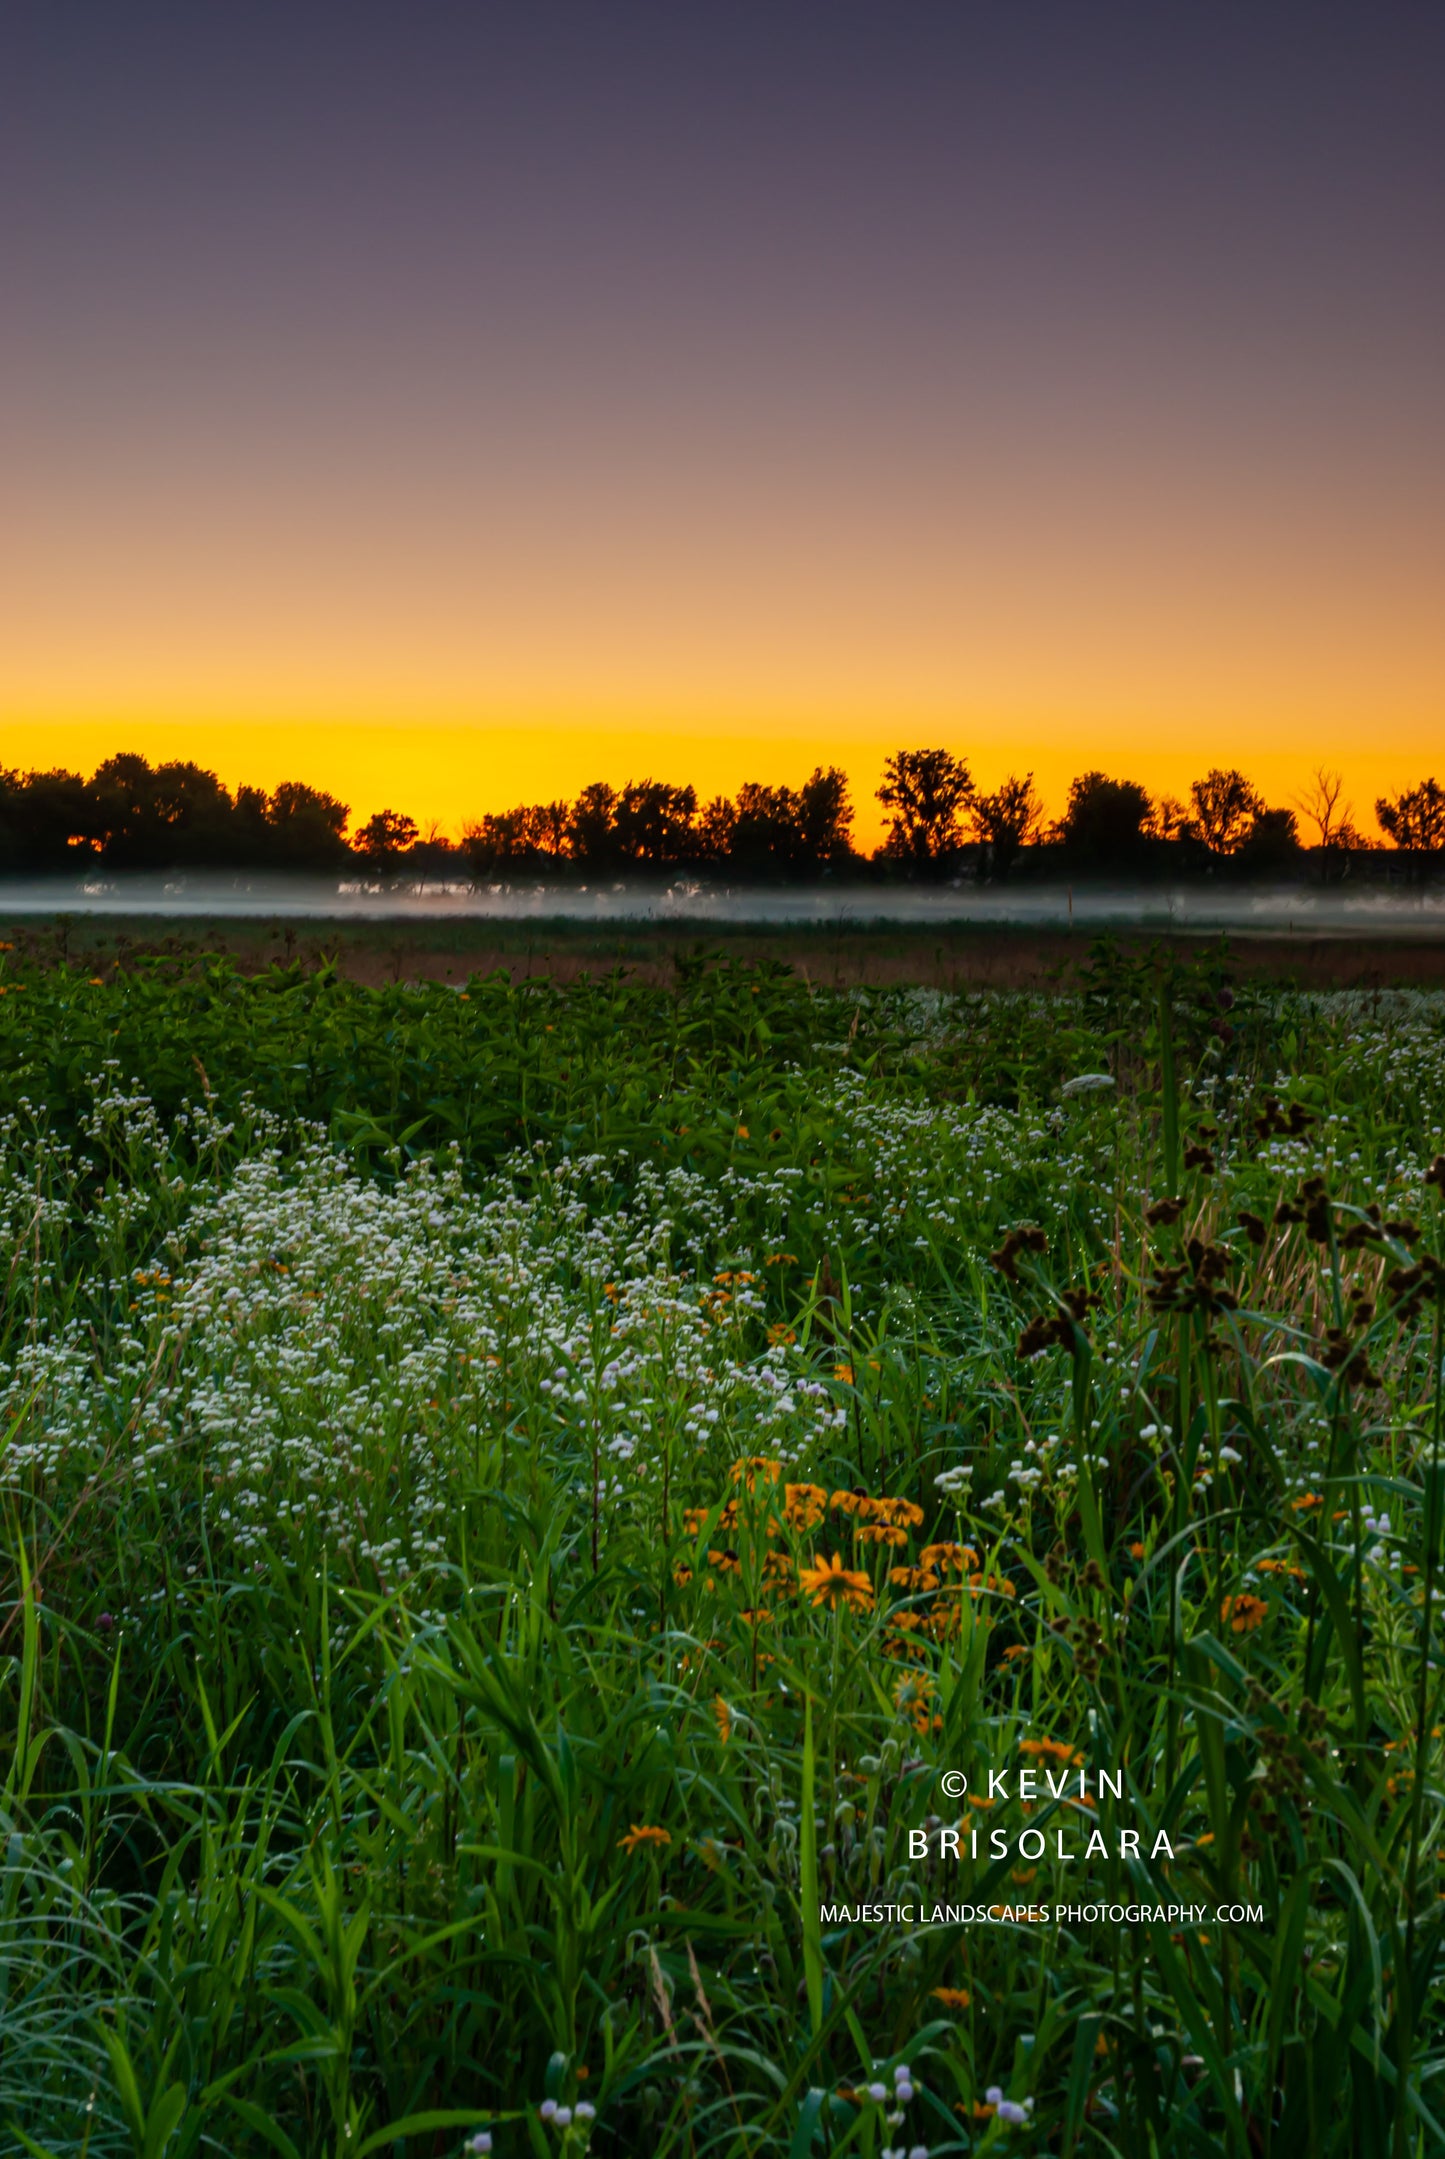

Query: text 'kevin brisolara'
[819,1902,1266,1927]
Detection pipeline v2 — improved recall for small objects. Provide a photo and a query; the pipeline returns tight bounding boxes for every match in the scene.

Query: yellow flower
[714,1696,732,1745]
[731,1456,782,1489]
[868,1496,926,1529]
[783,1482,827,1530]
[930,1986,971,2010]
[767,1323,796,1345]
[618,1824,672,1856]
[920,1542,977,1574]
[887,1565,940,1591]
[855,1522,910,1548]
[798,1552,875,1612]
[1221,1593,1269,1633]
[832,1362,855,1384]
[1019,1736,1082,1765]
[736,1125,749,1139]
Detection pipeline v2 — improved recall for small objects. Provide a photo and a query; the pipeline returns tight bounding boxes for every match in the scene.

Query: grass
[1,938,1443,2155]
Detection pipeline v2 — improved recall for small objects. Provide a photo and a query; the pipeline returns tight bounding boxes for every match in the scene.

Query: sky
[3,3,1442,844]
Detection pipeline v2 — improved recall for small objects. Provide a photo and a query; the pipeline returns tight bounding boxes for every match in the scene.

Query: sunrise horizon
[6,5,1440,851]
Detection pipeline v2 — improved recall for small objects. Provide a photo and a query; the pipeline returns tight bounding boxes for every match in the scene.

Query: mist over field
[4,871,1445,935]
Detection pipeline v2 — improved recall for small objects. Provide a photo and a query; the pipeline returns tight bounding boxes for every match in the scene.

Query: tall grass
[1,944,1443,2154]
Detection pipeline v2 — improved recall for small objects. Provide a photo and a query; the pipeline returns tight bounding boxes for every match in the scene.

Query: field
[2,939,1444,2155]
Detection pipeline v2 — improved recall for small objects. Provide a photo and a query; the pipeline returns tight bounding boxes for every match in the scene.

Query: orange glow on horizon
[2,713,1438,852]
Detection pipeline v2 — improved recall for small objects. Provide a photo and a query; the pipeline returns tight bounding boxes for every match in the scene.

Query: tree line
[2,747,1443,880]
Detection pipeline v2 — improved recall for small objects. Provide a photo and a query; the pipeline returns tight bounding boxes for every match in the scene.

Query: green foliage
[2,942,1445,2154]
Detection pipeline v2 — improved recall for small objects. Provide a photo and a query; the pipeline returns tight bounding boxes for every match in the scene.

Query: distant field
[2,943,1443,2153]
[6,908,1445,989]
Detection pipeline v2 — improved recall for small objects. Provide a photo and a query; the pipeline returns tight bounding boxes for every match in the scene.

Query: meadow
[1,939,1443,2156]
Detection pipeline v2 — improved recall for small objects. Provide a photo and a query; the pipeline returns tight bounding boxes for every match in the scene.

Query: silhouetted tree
[1292,767,1366,876]
[529,801,572,858]
[1189,768,1264,856]
[796,766,855,869]
[697,795,738,860]
[0,767,98,871]
[355,809,419,876]
[1295,768,1351,850]
[266,782,352,870]
[727,782,801,874]
[1151,795,1191,843]
[87,755,242,869]
[876,749,974,872]
[567,783,620,870]
[612,781,699,866]
[1376,778,1445,856]
[1056,771,1154,866]
[972,773,1043,880]
[461,808,532,876]
[1235,805,1301,871]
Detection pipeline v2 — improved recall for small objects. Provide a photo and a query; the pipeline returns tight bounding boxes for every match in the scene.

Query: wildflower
[767,1323,797,1345]
[1019,1736,1082,1765]
[618,1824,672,1855]
[997,2099,1029,2125]
[871,1497,925,1528]
[1000,1643,1028,1663]
[888,1565,939,1591]
[731,1456,782,1489]
[466,2135,493,2155]
[672,1565,694,1586]
[1289,1492,1323,1512]
[714,1696,732,1745]
[736,1125,749,1139]
[892,1672,936,1730]
[833,1362,855,1383]
[866,2083,889,2103]
[783,1482,827,1529]
[830,1488,869,1514]
[930,1986,971,2009]
[1128,1540,1146,1558]
[540,2101,558,2121]
[920,1542,977,1574]
[707,1548,742,1576]
[1220,1593,1269,1633]
[798,1552,875,1612]
[856,1522,910,1548]
[574,2102,596,2124]
[934,1464,974,1497]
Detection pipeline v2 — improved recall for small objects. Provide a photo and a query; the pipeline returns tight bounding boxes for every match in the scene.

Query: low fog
[1,874,1443,934]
